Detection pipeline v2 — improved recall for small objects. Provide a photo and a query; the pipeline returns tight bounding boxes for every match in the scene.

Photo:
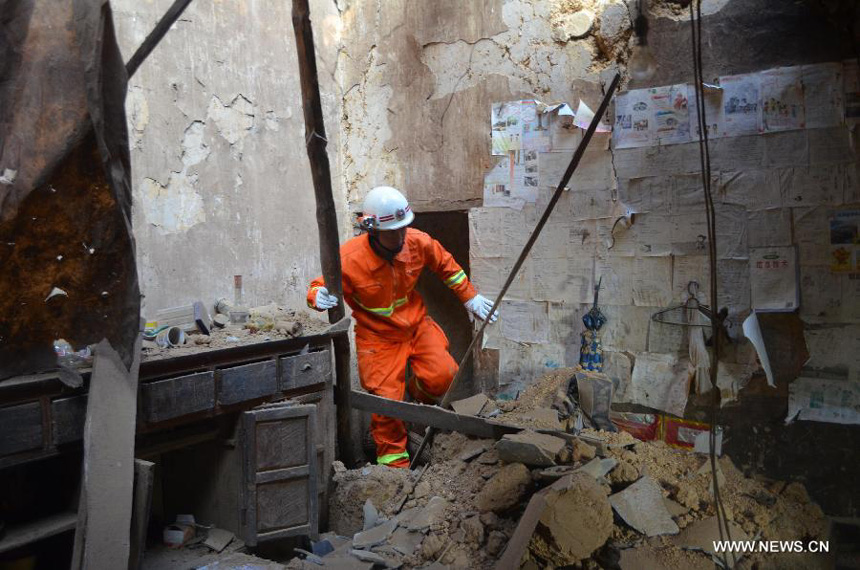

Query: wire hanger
[650,281,714,327]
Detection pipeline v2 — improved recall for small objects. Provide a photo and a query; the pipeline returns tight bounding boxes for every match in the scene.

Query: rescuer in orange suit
[307,186,498,468]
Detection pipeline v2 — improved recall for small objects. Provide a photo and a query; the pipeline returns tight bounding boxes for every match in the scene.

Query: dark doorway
[411,211,474,398]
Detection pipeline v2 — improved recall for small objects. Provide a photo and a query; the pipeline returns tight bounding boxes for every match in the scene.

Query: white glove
[464,294,498,323]
[315,287,339,310]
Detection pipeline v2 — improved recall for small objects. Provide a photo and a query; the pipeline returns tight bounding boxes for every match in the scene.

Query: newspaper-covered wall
[469,61,860,420]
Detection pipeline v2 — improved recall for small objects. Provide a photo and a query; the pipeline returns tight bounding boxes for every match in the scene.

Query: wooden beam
[350,390,520,440]
[128,459,155,570]
[292,0,354,466]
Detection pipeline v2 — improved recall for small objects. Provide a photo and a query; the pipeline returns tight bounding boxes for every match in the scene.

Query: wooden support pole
[292,0,354,466]
[126,0,195,78]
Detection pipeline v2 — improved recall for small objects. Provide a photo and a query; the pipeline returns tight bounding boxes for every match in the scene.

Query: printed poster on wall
[829,208,860,274]
[760,66,805,132]
[687,84,724,140]
[720,73,761,136]
[650,84,692,145]
[613,89,653,149]
[749,246,799,311]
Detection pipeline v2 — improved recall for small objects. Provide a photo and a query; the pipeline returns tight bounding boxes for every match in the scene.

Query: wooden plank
[128,459,155,570]
[72,338,141,570]
[280,350,330,391]
[140,371,214,424]
[219,360,277,406]
[0,401,43,455]
[350,390,520,440]
[256,465,310,485]
[52,395,88,446]
[0,511,77,554]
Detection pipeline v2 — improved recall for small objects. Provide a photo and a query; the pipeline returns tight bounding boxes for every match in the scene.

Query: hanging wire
[689,0,734,565]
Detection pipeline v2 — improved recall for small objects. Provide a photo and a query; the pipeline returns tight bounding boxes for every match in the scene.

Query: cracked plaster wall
[114,0,344,316]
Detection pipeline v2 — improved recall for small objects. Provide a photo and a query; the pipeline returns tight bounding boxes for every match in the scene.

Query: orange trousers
[356,317,457,468]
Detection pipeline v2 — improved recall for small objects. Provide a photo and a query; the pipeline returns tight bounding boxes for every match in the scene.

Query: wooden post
[292,0,354,466]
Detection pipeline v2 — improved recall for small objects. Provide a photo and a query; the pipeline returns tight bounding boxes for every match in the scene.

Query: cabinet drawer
[141,371,215,423]
[0,402,43,456]
[219,360,278,406]
[280,350,331,391]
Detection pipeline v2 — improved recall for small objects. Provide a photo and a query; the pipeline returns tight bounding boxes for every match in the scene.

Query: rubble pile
[287,369,828,569]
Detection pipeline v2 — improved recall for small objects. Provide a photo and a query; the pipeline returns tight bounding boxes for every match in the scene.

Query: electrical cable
[689,0,734,565]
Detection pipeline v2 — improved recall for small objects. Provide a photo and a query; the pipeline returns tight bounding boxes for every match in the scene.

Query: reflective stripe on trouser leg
[377,451,410,465]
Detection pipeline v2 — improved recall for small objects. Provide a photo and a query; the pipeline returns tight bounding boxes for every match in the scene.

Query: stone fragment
[479,511,499,529]
[577,457,617,480]
[664,497,689,517]
[476,448,499,465]
[406,496,449,532]
[450,393,490,416]
[349,549,391,567]
[523,407,562,429]
[389,527,424,557]
[609,476,679,537]
[462,515,485,545]
[458,442,491,462]
[352,519,397,549]
[486,530,507,557]
[362,499,379,531]
[552,10,594,41]
[475,463,532,513]
[420,533,445,558]
[528,472,613,564]
[597,1,630,44]
[608,460,639,485]
[413,481,430,499]
[572,438,597,462]
[495,430,566,467]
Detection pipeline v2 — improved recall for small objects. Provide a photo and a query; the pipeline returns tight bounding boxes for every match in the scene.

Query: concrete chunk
[495,430,566,467]
[406,496,449,532]
[450,393,489,416]
[609,476,679,537]
[353,519,397,549]
[475,463,531,513]
[389,527,424,557]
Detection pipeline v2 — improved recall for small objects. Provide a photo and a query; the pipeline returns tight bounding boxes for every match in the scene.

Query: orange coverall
[307,228,476,467]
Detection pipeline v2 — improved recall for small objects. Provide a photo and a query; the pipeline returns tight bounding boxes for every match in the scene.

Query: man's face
[377,227,407,251]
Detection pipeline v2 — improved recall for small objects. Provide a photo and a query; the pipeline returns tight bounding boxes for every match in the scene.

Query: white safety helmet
[361,186,414,231]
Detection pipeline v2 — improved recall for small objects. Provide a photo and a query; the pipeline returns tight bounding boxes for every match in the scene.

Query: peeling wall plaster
[114,0,344,316]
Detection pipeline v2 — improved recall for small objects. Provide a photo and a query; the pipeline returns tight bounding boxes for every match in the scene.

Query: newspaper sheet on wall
[720,73,761,136]
[844,60,860,126]
[499,299,551,344]
[613,89,654,149]
[803,62,845,129]
[749,246,799,311]
[491,101,523,155]
[829,208,860,274]
[787,376,860,425]
[760,66,805,132]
